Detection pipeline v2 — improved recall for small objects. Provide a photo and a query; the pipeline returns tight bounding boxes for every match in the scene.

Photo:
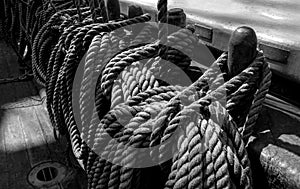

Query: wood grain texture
[0,39,84,188]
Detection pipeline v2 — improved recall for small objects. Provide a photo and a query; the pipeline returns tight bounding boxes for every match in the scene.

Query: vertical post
[227,26,260,136]
[127,5,144,35]
[227,26,258,78]
[105,0,120,21]
[168,8,186,28]
[167,8,186,35]
[128,5,143,18]
[99,0,108,22]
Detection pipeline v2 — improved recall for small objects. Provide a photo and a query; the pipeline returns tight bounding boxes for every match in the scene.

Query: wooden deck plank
[0,110,7,164]
[33,104,68,162]
[30,83,69,163]
[2,108,31,188]
[18,106,52,167]
[0,110,9,189]
[23,82,62,163]
[0,39,33,188]
[12,80,50,167]
[4,81,51,188]
[0,81,69,188]
[0,39,85,188]
[25,81,66,161]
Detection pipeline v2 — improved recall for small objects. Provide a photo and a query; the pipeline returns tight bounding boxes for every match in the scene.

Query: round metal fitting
[27,161,67,188]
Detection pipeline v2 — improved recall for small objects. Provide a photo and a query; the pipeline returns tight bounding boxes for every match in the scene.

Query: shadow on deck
[0,40,87,189]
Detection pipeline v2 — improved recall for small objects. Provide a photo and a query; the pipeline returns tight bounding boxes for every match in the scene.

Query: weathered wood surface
[0,40,75,189]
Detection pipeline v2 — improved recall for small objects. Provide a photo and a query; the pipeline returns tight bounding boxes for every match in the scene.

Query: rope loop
[2,0,272,188]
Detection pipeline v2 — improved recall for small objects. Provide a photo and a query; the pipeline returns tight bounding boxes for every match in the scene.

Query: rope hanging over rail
[1,0,272,189]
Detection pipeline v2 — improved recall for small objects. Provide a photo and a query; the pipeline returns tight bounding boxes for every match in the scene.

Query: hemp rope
[2,1,272,189]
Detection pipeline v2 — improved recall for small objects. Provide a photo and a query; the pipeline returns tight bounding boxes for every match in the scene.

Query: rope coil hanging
[1,0,272,189]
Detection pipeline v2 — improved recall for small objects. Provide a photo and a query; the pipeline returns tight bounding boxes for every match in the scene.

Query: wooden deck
[0,40,85,188]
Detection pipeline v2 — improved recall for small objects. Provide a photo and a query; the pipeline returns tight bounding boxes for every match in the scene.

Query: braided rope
[85,31,127,157]
[4,1,273,189]
[84,47,255,189]
[240,58,272,142]
[79,34,107,162]
[157,0,168,44]
[46,20,97,130]
[48,14,153,159]
[86,85,183,179]
[130,23,157,47]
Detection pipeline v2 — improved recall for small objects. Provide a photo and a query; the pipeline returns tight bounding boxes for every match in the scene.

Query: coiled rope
[1,0,271,189]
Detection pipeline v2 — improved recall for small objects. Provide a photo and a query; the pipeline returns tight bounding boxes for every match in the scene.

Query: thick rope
[3,1,272,189]
[157,0,168,45]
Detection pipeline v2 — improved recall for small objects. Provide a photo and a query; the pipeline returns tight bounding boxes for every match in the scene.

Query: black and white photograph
[0,0,299,188]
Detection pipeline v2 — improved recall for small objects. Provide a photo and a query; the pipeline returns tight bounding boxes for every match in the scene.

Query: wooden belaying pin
[105,0,121,21]
[127,5,144,34]
[128,5,143,18]
[168,8,186,28]
[167,8,186,35]
[228,26,258,78]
